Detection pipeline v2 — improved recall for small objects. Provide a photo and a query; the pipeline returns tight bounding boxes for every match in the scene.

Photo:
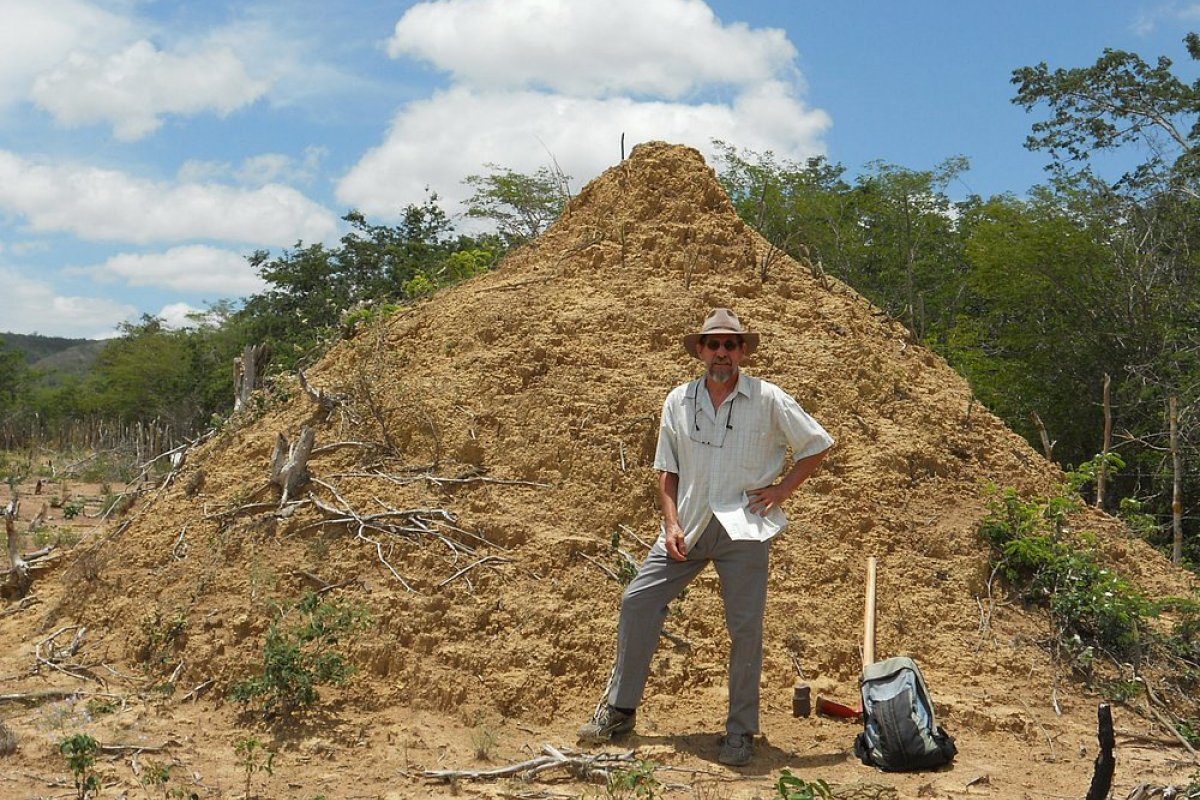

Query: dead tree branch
[424,743,642,784]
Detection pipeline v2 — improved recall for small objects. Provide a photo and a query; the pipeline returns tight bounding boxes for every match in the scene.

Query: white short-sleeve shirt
[653,373,834,547]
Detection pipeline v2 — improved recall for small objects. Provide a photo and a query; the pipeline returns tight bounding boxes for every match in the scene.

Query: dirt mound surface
[2,141,1195,799]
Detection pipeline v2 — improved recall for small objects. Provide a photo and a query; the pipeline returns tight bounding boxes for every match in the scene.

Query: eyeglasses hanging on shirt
[687,381,736,447]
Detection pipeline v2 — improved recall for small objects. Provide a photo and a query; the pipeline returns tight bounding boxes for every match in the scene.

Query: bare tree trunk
[1030,411,1055,461]
[1171,395,1184,565]
[233,344,272,414]
[1096,373,1112,509]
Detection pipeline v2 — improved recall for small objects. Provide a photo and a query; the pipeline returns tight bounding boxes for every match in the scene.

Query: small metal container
[792,683,811,717]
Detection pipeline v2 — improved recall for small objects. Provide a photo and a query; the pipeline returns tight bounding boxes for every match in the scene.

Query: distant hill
[0,331,106,382]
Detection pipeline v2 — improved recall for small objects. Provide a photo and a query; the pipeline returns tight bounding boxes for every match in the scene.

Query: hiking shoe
[718,733,754,766]
[577,705,636,743]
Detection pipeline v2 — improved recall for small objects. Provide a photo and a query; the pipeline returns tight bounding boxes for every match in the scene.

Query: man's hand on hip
[747,484,789,516]
[664,522,688,561]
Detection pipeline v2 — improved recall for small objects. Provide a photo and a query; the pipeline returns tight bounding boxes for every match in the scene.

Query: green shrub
[980,484,1150,656]
[230,591,369,719]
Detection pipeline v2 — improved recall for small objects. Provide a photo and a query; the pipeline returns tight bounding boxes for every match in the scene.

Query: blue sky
[1,0,1197,339]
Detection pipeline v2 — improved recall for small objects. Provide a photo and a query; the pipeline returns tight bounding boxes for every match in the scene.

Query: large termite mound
[24,142,1193,782]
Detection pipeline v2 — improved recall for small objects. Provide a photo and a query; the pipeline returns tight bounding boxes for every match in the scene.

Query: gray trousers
[607,516,770,735]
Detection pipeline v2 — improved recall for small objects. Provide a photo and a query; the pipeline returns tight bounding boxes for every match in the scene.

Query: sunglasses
[704,338,742,352]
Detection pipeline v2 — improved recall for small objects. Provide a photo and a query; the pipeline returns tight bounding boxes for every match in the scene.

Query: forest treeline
[0,38,1197,560]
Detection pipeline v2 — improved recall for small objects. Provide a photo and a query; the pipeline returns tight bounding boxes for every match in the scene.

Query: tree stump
[2,500,31,599]
[270,426,316,506]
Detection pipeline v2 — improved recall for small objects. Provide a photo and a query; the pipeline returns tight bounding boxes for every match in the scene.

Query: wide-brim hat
[682,307,760,359]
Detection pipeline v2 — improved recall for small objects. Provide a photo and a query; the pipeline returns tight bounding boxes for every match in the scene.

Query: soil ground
[1,142,1198,800]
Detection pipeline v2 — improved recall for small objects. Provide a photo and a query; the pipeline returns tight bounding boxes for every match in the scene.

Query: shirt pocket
[736,425,772,469]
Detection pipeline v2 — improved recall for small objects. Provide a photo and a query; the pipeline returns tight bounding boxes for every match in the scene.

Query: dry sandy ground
[1,142,1197,800]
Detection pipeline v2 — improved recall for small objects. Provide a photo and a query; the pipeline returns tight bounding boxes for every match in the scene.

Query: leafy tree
[0,338,30,415]
[463,163,571,246]
[1012,33,1200,197]
[714,142,971,341]
[1013,36,1200,551]
[237,196,501,373]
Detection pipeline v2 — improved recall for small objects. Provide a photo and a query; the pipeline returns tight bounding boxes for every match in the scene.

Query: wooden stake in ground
[863,555,877,667]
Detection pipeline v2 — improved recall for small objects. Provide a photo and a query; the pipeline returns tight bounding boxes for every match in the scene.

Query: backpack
[853,656,957,771]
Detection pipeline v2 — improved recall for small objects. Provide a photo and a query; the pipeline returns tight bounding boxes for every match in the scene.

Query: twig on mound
[438,556,514,590]
[35,626,106,687]
[298,368,346,415]
[578,552,619,582]
[423,743,641,784]
[1140,678,1200,762]
[99,740,177,754]
[180,679,214,703]
[0,593,39,618]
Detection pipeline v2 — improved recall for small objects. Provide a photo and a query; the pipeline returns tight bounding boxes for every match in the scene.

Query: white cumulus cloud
[84,245,265,294]
[31,39,270,140]
[0,0,131,109]
[0,265,137,339]
[388,0,797,97]
[342,0,828,216]
[0,151,339,246]
[338,84,829,216]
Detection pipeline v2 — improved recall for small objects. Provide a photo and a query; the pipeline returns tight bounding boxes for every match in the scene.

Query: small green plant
[62,499,85,519]
[59,732,101,800]
[774,770,832,800]
[140,759,171,795]
[230,591,370,719]
[1177,719,1200,748]
[606,759,662,800]
[234,736,275,800]
[609,531,639,586]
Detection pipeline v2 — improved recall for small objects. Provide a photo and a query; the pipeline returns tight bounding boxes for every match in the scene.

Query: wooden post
[863,556,878,667]
[1171,396,1183,565]
[1095,374,1112,509]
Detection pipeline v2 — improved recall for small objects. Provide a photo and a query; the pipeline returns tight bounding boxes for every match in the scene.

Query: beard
[708,362,736,383]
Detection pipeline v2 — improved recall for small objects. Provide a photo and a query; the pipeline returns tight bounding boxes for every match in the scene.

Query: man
[578,307,834,766]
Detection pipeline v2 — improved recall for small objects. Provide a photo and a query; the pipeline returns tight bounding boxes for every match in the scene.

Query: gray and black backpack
[854,656,957,771]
